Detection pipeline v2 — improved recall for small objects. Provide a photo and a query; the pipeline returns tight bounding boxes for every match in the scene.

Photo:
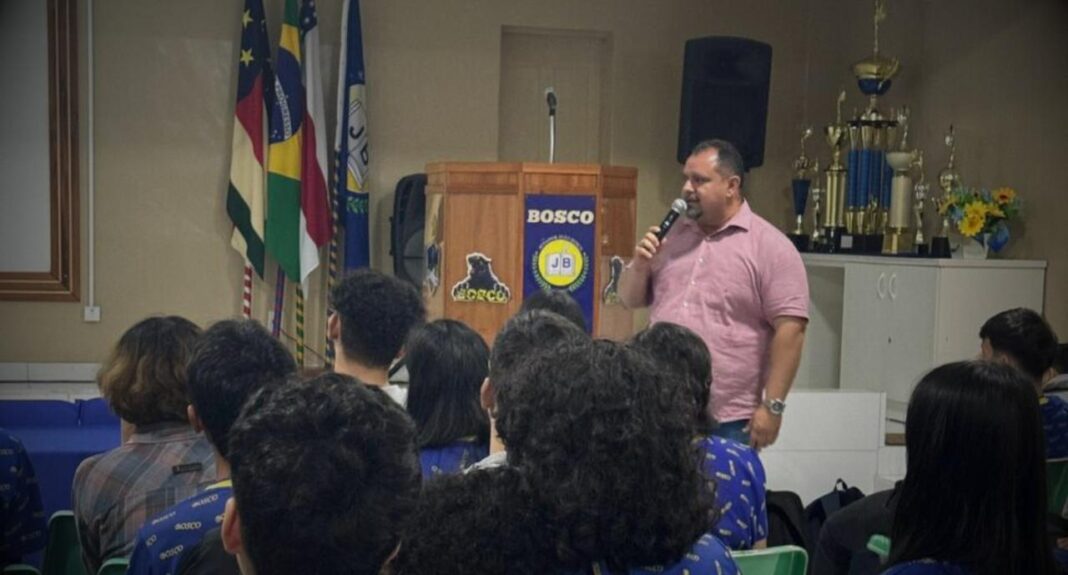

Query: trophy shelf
[793,254,1046,415]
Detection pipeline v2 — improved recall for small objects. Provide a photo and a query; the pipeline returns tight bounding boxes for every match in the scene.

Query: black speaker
[390,173,427,286]
[677,36,772,169]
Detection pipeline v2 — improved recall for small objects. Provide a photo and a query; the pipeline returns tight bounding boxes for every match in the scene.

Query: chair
[866,534,891,563]
[96,558,127,575]
[1047,458,1068,515]
[41,511,88,575]
[731,545,807,575]
[3,565,42,575]
[76,399,119,428]
[0,400,79,428]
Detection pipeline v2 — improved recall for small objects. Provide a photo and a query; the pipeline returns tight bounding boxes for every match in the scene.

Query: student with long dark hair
[405,319,490,478]
[883,360,1055,575]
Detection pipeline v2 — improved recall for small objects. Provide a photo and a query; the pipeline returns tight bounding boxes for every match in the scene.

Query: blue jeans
[713,419,751,446]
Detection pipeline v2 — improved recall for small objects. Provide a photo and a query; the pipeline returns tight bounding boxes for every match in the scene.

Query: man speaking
[620,140,809,449]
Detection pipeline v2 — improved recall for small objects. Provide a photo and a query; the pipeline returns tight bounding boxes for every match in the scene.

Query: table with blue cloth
[0,399,121,517]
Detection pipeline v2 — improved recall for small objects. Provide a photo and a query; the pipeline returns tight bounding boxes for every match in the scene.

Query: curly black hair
[495,339,716,570]
[630,322,715,434]
[393,467,556,575]
[227,373,420,575]
[330,269,427,369]
[489,310,588,387]
[519,290,587,332]
[186,319,296,458]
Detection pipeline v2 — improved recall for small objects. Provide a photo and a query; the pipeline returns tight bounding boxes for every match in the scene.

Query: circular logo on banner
[533,236,588,291]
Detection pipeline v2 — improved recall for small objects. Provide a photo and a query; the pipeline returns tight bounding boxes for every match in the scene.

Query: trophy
[883,108,916,255]
[788,127,815,252]
[931,125,960,258]
[821,91,850,252]
[811,168,825,248]
[913,152,930,256]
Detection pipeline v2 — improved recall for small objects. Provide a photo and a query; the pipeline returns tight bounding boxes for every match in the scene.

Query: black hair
[888,360,1054,575]
[228,373,420,575]
[630,322,715,433]
[519,290,587,332]
[405,319,490,448]
[495,339,715,570]
[185,319,296,459]
[690,139,746,188]
[330,269,427,369]
[979,307,1058,382]
[393,467,556,575]
[1054,343,1068,376]
[489,310,588,388]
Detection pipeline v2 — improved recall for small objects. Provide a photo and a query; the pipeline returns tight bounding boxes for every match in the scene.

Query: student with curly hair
[519,290,587,332]
[632,321,768,550]
[496,339,739,574]
[221,373,421,575]
[405,319,490,478]
[883,361,1055,575]
[329,269,426,405]
[73,316,212,574]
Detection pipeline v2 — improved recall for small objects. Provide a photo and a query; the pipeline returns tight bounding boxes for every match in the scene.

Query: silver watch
[763,398,786,416]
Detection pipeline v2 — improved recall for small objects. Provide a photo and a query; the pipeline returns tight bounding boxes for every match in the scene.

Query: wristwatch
[763,398,786,416]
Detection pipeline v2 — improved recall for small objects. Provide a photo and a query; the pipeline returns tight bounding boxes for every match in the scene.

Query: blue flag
[334,0,370,270]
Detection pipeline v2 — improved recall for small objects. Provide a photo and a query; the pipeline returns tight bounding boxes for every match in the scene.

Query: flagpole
[272,269,285,338]
[295,283,306,366]
[242,263,253,319]
[326,186,340,368]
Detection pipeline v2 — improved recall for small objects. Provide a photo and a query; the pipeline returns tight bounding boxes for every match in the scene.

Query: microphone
[655,199,689,241]
[545,88,557,116]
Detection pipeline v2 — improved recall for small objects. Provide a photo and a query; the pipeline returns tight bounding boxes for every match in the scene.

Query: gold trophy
[883,108,915,255]
[931,125,960,258]
[822,90,849,252]
[810,161,824,248]
[913,151,930,255]
[788,127,815,251]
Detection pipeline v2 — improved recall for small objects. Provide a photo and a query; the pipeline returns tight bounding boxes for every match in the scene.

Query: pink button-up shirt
[648,201,809,422]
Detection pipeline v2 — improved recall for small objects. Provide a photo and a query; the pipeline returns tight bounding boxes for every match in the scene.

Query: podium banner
[523,194,596,332]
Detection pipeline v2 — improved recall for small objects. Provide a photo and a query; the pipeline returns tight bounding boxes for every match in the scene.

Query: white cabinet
[795,255,1046,410]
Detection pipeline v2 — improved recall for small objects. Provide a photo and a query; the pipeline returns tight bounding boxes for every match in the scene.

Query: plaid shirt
[72,422,215,575]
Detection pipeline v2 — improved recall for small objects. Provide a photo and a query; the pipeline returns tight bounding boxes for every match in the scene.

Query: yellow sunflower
[963,200,989,220]
[958,211,985,237]
[992,187,1016,205]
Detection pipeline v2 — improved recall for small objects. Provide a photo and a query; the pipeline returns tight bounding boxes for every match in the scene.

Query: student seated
[405,319,490,478]
[328,269,427,405]
[519,289,587,332]
[1044,343,1068,403]
[0,429,46,568]
[978,307,1066,457]
[73,316,214,574]
[881,361,1055,575]
[631,322,768,550]
[221,373,421,575]
[127,319,296,575]
[497,339,739,574]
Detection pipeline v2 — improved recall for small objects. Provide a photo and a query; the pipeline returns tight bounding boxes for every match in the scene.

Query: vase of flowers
[939,186,1020,258]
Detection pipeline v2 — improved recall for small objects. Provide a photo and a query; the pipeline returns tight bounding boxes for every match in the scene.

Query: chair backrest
[96,558,127,575]
[3,565,42,575]
[76,398,119,428]
[1047,458,1068,515]
[0,400,79,428]
[731,545,808,575]
[42,511,88,575]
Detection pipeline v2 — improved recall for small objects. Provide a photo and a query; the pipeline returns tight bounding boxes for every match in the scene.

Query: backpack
[766,489,811,551]
[804,478,866,555]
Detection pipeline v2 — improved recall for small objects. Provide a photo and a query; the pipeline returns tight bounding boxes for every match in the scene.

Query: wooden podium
[423,162,637,345]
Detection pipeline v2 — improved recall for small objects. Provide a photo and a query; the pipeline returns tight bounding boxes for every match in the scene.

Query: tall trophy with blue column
[788,127,815,252]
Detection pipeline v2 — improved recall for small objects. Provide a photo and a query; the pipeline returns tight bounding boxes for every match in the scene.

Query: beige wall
[1,0,1064,362]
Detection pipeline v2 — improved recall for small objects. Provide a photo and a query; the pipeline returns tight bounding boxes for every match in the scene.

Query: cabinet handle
[888,273,898,300]
[876,272,887,299]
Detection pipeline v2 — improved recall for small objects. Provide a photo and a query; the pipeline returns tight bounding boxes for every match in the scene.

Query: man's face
[681,148,740,229]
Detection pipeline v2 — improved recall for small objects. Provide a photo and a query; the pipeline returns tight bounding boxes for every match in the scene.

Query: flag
[298,0,331,283]
[226,0,271,277]
[266,0,304,282]
[335,0,371,270]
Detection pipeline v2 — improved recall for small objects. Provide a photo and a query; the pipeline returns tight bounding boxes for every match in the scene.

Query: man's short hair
[186,319,297,459]
[630,322,714,433]
[228,373,420,575]
[979,307,1058,382]
[1054,344,1068,376]
[690,139,745,189]
[489,310,588,386]
[97,316,201,426]
[330,269,427,369]
[519,290,587,332]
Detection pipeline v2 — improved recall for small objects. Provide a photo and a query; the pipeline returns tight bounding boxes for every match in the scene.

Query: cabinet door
[840,264,891,392]
[883,266,938,405]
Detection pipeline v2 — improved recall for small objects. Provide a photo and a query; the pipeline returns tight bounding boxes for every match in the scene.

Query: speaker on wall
[390,173,427,286]
[677,36,772,169]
